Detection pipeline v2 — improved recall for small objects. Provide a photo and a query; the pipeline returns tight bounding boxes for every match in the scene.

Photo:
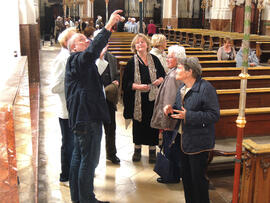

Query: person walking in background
[50,27,77,187]
[122,33,165,164]
[164,57,220,203]
[65,10,122,203]
[147,19,156,37]
[150,34,168,72]
[54,16,65,43]
[151,45,186,184]
[96,15,104,29]
[217,37,236,61]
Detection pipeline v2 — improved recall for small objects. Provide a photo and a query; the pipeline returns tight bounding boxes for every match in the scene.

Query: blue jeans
[59,118,74,182]
[69,121,102,203]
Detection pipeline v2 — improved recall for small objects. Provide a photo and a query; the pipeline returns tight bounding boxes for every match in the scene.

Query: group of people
[124,17,157,36]
[51,10,221,203]
[217,37,259,67]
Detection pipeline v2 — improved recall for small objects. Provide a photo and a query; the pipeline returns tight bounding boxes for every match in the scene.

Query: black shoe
[107,155,120,164]
[149,149,156,164]
[156,177,180,184]
[97,200,110,203]
[132,148,141,162]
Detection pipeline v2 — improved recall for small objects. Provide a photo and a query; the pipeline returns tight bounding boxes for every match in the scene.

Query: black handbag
[153,148,171,181]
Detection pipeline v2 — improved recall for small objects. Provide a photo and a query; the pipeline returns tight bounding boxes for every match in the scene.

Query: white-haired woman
[122,33,165,163]
[150,34,168,72]
[151,45,186,184]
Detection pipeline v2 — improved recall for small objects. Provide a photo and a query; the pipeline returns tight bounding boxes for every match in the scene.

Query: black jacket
[174,78,220,154]
[65,28,111,131]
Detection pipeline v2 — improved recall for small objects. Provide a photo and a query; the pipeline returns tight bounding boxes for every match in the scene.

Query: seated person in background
[166,22,172,29]
[150,34,168,72]
[217,37,236,61]
[236,43,259,67]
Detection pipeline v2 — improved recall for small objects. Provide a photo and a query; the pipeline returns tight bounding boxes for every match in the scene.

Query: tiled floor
[14,42,270,203]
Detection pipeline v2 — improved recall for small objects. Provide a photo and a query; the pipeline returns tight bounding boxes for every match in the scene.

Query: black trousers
[103,101,117,157]
[59,118,74,182]
[179,148,210,203]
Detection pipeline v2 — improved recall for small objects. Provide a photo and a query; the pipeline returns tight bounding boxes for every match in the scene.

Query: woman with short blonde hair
[130,33,151,53]
[150,34,167,72]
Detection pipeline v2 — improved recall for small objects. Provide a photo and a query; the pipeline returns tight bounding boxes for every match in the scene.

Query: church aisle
[36,42,230,203]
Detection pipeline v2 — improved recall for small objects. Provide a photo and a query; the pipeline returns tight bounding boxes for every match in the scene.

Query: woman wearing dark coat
[164,57,220,203]
[122,33,165,163]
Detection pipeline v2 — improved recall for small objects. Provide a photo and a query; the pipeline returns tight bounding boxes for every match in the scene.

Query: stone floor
[13,41,270,203]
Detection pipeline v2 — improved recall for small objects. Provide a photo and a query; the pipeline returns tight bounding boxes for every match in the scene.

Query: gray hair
[180,57,202,79]
[168,45,186,63]
[67,33,81,52]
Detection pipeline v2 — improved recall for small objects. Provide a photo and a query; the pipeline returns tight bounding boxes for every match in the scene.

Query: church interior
[1,0,270,202]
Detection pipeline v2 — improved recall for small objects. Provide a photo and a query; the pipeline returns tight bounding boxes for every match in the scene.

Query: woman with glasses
[164,57,220,203]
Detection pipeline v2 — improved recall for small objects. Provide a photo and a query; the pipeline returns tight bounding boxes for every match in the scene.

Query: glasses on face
[166,56,174,60]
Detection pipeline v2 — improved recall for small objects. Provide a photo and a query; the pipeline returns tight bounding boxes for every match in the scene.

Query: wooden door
[233,3,259,34]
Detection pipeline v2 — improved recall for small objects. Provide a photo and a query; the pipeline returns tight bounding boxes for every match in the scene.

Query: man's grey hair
[58,27,76,48]
[67,33,81,52]
[180,57,202,79]
[168,45,186,63]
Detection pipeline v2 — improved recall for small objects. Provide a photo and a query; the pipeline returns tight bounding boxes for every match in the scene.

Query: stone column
[162,0,178,28]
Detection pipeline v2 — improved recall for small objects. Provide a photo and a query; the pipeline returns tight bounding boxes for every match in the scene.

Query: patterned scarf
[133,54,158,122]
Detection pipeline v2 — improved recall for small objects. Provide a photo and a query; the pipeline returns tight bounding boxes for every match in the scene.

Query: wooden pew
[200,60,236,67]
[203,75,270,89]
[217,87,270,109]
[216,107,270,139]
[114,54,218,62]
[256,41,270,63]
[202,66,270,77]
[109,50,217,56]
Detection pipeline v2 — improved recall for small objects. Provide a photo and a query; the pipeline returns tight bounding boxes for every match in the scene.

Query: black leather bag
[153,149,171,180]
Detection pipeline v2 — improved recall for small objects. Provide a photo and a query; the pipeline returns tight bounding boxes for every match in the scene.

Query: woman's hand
[112,80,119,86]
[152,77,164,86]
[132,83,150,91]
[163,105,173,116]
[170,106,186,120]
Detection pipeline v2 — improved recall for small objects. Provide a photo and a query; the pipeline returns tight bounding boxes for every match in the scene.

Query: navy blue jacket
[174,78,220,154]
[65,28,111,131]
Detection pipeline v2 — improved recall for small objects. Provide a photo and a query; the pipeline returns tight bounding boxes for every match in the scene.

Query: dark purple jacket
[65,28,111,131]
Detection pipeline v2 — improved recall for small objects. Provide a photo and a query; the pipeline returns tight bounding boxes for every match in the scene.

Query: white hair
[67,33,81,52]
[168,45,186,63]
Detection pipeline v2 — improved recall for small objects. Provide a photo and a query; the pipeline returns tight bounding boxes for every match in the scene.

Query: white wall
[211,0,231,20]
[19,0,37,24]
[262,2,270,21]
[0,0,21,80]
